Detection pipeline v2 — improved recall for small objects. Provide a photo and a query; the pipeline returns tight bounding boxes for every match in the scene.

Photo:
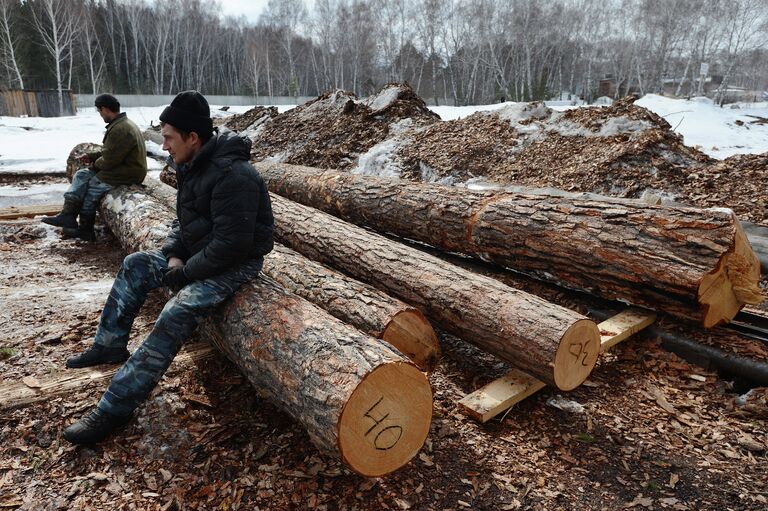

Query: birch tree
[29,0,79,113]
[0,0,23,88]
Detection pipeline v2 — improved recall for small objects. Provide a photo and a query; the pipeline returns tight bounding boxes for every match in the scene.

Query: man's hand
[167,256,184,268]
[162,267,191,292]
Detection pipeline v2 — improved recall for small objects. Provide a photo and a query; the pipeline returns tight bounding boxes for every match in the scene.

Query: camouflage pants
[94,249,263,417]
[64,168,113,216]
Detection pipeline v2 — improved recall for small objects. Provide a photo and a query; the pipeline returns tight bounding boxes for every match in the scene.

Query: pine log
[267,194,601,391]
[99,184,432,477]
[266,244,439,371]
[142,178,440,372]
[256,163,763,327]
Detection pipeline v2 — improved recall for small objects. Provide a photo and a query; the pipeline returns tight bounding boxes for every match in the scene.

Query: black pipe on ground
[589,307,768,388]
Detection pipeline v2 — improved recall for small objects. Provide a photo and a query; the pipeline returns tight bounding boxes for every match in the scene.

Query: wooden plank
[599,308,657,353]
[0,203,62,220]
[458,371,546,422]
[0,343,216,410]
[458,308,656,422]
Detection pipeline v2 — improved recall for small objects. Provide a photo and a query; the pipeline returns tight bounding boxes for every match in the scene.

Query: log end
[699,219,764,328]
[382,309,441,372]
[337,362,433,477]
[553,319,601,391]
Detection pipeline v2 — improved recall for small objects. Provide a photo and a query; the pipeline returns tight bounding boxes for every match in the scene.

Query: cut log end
[699,220,764,328]
[553,319,601,391]
[381,309,440,372]
[337,362,433,477]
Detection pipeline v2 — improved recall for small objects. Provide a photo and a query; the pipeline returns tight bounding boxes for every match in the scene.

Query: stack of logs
[97,158,763,477]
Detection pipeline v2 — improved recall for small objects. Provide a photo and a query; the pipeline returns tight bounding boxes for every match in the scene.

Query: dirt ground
[1,188,767,510]
[2,85,767,509]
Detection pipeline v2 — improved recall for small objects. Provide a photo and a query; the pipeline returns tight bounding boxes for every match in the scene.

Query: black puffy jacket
[160,128,274,281]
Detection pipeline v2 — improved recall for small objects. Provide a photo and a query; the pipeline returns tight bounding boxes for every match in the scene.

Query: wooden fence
[0,89,77,117]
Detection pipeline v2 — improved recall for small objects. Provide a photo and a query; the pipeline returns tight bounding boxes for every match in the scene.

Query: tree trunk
[266,244,439,372]
[265,194,600,391]
[98,184,432,477]
[256,163,763,328]
[142,178,440,372]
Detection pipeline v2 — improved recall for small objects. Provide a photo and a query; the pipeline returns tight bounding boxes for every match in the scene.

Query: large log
[142,178,440,372]
[257,163,763,327]
[99,185,432,477]
[267,194,601,391]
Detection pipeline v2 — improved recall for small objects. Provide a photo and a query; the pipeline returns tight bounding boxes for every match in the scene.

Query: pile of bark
[247,83,439,170]
[229,84,765,228]
[679,153,768,225]
[220,105,278,134]
[398,97,714,189]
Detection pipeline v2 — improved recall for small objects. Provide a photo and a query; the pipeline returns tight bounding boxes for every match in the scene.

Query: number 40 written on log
[363,396,403,451]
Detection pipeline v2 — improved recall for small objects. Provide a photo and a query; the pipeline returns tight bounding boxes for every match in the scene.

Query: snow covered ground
[635,95,768,159]
[1,96,766,206]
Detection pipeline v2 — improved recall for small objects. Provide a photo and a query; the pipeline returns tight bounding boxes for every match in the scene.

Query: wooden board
[0,203,62,220]
[0,343,215,410]
[458,308,656,422]
[598,308,658,353]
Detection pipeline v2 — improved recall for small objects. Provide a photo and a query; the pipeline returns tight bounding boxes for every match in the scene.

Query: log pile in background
[258,163,763,327]
[99,183,432,477]
[143,178,440,372]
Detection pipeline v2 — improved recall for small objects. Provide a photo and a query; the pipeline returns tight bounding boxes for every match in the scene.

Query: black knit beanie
[94,93,120,112]
[159,90,213,139]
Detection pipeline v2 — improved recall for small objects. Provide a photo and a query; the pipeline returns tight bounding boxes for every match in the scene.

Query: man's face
[96,106,115,123]
[161,124,199,164]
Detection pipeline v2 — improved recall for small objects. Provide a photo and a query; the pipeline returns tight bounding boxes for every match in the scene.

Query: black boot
[62,212,96,242]
[62,407,132,445]
[66,344,130,369]
[41,198,80,229]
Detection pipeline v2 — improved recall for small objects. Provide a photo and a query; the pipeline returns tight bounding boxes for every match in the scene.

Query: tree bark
[141,178,440,372]
[99,184,433,477]
[266,193,600,391]
[257,163,763,328]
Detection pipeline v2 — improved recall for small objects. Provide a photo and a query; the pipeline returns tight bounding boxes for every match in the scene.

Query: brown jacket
[91,113,147,186]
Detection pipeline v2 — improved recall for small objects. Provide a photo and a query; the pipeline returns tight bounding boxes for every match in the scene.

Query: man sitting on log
[61,91,275,445]
[42,94,147,241]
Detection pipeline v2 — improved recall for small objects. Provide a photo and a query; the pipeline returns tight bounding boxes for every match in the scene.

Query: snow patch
[354,138,406,178]
[353,119,415,178]
[496,102,553,125]
[365,85,402,113]
[550,116,653,138]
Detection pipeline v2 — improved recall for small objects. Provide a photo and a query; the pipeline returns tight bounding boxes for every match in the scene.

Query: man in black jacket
[62,91,274,444]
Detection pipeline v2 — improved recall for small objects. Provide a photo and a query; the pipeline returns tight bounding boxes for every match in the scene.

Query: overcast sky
[217,0,270,23]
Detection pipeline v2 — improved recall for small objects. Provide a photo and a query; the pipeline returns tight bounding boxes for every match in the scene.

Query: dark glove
[162,267,191,292]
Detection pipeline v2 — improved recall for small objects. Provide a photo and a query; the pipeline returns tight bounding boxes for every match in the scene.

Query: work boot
[41,198,80,229]
[62,212,96,242]
[66,344,130,369]
[62,407,132,445]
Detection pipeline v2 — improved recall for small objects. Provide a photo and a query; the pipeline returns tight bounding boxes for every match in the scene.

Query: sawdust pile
[248,84,439,170]
[681,153,768,224]
[220,105,278,133]
[398,97,714,193]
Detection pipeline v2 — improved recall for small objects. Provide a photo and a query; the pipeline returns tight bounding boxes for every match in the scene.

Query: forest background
[0,0,767,107]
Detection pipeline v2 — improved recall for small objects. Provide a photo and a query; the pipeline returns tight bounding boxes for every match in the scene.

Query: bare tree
[29,0,80,113]
[0,0,23,88]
